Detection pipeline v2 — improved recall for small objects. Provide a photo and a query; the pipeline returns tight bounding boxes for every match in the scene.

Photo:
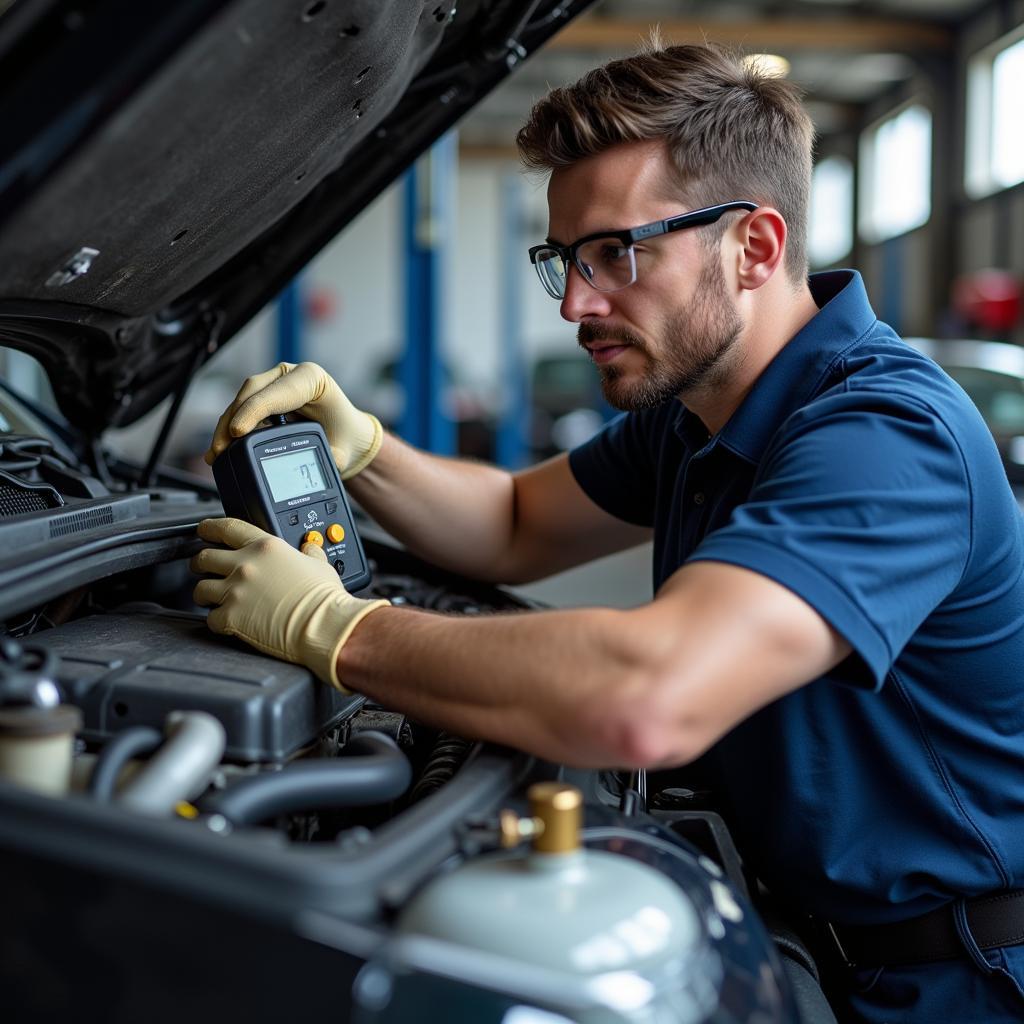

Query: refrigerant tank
[395,782,721,1018]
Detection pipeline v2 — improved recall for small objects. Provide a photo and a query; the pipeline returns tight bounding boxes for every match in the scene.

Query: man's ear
[735,208,787,290]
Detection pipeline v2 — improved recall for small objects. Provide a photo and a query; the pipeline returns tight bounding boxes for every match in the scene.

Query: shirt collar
[679,269,877,464]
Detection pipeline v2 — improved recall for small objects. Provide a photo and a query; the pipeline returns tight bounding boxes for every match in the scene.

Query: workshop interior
[1,0,1023,1021]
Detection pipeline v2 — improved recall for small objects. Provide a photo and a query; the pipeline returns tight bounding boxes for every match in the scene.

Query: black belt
[825,890,1024,968]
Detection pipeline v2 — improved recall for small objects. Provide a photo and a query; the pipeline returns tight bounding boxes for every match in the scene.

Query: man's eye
[599,244,629,264]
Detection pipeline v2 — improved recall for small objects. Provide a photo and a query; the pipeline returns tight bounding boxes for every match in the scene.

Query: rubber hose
[118,710,226,816]
[88,725,163,802]
[408,733,472,802]
[201,731,411,826]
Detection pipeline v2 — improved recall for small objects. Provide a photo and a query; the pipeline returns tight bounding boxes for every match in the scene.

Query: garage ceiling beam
[548,17,953,53]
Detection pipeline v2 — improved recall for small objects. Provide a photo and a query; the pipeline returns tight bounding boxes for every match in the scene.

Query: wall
[851,0,1024,342]
[291,156,572,405]
[955,0,1024,302]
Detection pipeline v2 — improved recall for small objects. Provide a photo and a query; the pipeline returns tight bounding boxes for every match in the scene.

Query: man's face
[545,140,743,410]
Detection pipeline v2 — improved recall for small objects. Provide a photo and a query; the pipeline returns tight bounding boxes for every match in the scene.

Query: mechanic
[193,41,1024,1024]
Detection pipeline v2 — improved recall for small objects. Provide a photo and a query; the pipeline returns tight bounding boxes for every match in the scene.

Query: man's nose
[559,264,613,323]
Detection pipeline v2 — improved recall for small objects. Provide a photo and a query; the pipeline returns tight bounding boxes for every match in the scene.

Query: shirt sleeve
[688,387,973,689]
[568,408,664,527]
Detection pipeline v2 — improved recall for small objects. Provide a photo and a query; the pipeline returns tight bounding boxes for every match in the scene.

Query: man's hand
[191,518,389,690]
[203,362,383,480]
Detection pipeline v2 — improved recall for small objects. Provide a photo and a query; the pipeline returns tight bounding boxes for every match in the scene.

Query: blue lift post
[274,277,302,365]
[495,170,531,469]
[400,133,457,455]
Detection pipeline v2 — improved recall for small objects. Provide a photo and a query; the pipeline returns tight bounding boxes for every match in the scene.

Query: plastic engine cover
[32,608,363,763]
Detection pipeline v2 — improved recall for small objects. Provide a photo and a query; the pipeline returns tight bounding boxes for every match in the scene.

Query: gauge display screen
[260,449,326,501]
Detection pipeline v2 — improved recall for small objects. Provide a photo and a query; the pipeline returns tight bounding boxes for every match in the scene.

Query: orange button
[326,523,345,544]
[303,530,324,547]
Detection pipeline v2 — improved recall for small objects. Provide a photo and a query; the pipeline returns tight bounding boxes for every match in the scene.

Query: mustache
[577,323,647,350]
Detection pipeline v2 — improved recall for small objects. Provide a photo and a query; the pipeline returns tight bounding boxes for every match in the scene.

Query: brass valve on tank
[496,781,583,852]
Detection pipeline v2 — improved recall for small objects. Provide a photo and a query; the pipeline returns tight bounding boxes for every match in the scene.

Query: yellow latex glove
[191,518,389,691]
[204,362,384,480]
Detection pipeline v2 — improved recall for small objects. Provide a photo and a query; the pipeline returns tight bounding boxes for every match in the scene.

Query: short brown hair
[516,41,815,281]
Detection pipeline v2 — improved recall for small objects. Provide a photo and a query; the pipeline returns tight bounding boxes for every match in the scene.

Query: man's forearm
[334,601,668,768]
[345,433,517,580]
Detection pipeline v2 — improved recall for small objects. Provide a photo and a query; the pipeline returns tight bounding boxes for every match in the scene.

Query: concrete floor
[511,542,654,610]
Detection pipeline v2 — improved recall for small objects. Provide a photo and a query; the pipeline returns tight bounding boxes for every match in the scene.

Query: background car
[906,337,1024,495]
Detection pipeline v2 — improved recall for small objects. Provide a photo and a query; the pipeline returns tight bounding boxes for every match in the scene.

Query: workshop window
[966,27,1024,198]
[858,102,932,243]
[809,156,854,267]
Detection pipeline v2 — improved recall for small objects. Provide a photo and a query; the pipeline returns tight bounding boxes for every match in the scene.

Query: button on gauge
[326,523,345,544]
[303,530,324,547]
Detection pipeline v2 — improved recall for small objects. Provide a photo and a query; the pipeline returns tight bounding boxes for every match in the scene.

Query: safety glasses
[528,201,758,300]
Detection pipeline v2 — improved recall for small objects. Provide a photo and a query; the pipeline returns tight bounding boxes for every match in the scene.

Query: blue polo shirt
[569,272,1024,940]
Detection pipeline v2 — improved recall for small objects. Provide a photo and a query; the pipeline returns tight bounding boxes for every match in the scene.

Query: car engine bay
[0,405,838,1024]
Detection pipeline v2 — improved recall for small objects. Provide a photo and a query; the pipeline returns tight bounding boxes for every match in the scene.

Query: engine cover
[32,608,363,763]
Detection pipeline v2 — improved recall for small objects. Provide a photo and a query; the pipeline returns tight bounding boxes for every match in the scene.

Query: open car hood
[0,0,592,433]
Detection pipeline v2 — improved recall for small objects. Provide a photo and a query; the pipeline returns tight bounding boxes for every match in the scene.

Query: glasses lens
[576,238,636,293]
[533,248,568,299]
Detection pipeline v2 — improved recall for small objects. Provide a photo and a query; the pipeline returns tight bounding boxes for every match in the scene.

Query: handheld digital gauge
[212,416,372,592]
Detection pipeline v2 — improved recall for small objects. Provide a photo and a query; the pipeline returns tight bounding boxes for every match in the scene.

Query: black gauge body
[212,419,371,592]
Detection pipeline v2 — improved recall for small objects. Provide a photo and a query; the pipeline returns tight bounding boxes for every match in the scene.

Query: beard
[578,256,743,411]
